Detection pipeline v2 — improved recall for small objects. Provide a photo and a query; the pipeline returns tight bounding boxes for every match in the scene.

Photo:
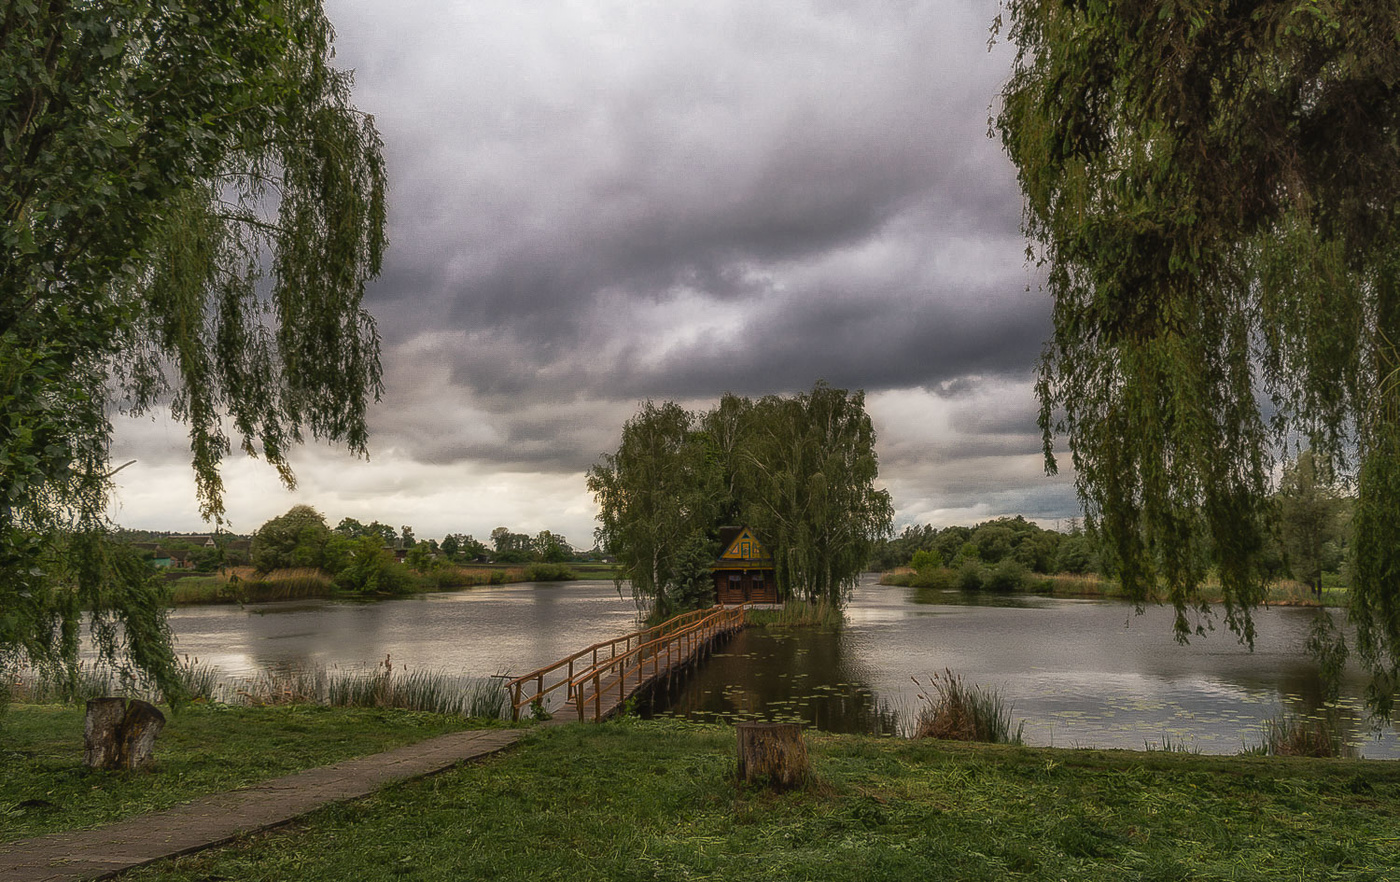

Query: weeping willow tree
[1,1,387,697]
[996,2,1400,711]
[588,382,893,612]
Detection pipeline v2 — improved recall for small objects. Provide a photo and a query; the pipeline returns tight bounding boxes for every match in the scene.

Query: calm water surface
[162,578,1400,757]
[165,581,639,689]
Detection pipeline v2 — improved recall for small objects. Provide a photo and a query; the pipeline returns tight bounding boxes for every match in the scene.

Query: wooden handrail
[503,604,741,720]
[568,603,751,721]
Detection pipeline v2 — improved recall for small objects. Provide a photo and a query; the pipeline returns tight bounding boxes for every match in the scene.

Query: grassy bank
[0,704,498,842]
[882,568,1349,608]
[167,562,615,606]
[103,717,1400,881]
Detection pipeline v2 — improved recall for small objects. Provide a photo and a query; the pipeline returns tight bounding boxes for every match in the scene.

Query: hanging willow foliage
[995,1,1400,711]
[1,1,387,696]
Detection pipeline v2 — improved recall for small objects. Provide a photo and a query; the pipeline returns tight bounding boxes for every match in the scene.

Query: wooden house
[711,525,778,604]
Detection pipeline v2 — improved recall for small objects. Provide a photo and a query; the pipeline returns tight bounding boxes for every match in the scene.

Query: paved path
[0,727,526,882]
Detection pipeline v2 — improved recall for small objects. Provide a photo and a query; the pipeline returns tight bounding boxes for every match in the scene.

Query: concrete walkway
[0,727,527,882]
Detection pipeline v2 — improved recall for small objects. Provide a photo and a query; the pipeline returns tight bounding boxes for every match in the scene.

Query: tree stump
[84,698,166,771]
[736,721,810,790]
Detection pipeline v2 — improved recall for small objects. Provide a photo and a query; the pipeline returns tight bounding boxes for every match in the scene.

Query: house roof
[711,525,774,570]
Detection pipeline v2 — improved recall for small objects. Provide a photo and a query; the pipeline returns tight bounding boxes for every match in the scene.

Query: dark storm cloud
[331,0,1030,372]
[293,0,1084,530]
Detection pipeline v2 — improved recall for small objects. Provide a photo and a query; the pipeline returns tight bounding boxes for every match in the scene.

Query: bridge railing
[503,605,728,721]
[567,603,751,722]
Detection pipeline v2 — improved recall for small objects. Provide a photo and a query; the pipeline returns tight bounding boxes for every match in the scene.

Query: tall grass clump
[170,656,222,703]
[230,659,507,719]
[912,669,1023,744]
[11,663,121,704]
[744,598,844,628]
[1256,713,1353,758]
[325,663,506,718]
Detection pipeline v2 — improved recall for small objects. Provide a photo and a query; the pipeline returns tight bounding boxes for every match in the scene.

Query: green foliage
[737,383,895,605]
[250,505,331,573]
[876,517,1089,577]
[530,530,572,563]
[909,549,942,574]
[404,543,439,575]
[589,382,893,612]
[588,400,724,605]
[1277,450,1347,596]
[654,533,719,617]
[331,536,407,595]
[997,0,1400,709]
[1,0,387,696]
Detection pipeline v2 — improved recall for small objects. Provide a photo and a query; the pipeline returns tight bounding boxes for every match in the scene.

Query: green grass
[0,704,499,842]
[107,718,1400,881]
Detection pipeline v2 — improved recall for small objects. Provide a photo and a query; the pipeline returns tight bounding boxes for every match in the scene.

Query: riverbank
[165,563,619,605]
[7,708,1395,881]
[880,568,1350,608]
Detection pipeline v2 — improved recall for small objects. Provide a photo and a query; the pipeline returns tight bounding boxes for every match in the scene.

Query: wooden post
[736,722,810,790]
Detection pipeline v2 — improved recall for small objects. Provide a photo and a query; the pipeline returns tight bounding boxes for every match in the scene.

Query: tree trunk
[84,698,166,771]
[83,697,127,769]
[736,721,809,790]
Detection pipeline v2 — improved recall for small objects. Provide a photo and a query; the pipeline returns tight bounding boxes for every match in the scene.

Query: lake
[160,577,1400,757]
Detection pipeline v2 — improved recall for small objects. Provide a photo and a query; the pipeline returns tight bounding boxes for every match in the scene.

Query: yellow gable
[720,528,767,561]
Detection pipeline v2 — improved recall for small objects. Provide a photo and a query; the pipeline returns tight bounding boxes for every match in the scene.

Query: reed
[747,598,844,628]
[225,660,508,719]
[1256,712,1353,758]
[911,669,1023,744]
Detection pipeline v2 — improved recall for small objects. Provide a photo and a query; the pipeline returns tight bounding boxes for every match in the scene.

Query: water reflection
[649,579,1400,757]
[163,581,640,692]
[641,628,899,735]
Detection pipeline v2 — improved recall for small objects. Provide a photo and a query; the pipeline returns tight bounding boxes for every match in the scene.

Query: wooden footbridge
[505,603,751,722]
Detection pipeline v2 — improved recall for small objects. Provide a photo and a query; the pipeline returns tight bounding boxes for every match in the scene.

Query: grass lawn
[0,703,501,842]
[108,717,1400,881]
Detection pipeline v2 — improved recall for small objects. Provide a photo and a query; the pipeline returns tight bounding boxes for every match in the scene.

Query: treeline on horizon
[870,516,1103,592]
[117,506,601,598]
[876,452,1354,597]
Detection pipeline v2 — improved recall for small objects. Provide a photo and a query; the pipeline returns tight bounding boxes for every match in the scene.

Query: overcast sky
[108,0,1080,548]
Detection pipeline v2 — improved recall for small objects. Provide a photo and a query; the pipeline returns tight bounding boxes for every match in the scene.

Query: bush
[910,549,943,573]
[984,559,1028,592]
[332,537,408,594]
[957,560,985,591]
[523,563,576,582]
[912,669,1023,744]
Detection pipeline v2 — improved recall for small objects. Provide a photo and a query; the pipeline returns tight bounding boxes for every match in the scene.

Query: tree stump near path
[736,721,810,790]
[84,698,166,771]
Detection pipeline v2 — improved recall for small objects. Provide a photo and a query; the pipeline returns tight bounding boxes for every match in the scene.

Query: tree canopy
[996,2,1400,708]
[1,1,387,696]
[588,382,893,612]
